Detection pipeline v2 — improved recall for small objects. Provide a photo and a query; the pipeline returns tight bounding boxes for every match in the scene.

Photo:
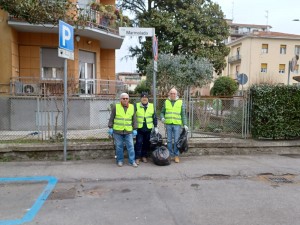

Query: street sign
[153,35,158,61]
[154,61,157,72]
[237,73,248,85]
[119,27,154,37]
[59,20,74,51]
[58,48,74,60]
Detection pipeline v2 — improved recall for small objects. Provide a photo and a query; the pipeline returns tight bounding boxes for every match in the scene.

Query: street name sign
[119,27,154,37]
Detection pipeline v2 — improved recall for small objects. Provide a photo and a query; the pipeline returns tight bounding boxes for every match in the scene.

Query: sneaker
[142,157,148,163]
[117,161,123,167]
[135,159,140,165]
[131,162,138,168]
[174,156,180,163]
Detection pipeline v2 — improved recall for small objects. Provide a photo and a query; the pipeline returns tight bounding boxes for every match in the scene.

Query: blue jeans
[135,129,151,159]
[166,124,181,157]
[114,133,135,164]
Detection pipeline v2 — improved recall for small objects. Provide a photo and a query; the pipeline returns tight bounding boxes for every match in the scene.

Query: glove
[154,127,158,134]
[108,128,113,135]
[184,125,188,132]
[132,130,137,136]
[161,118,165,123]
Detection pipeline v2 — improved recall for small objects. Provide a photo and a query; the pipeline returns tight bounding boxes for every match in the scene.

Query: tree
[145,54,213,96]
[134,79,151,94]
[210,76,238,96]
[117,0,230,74]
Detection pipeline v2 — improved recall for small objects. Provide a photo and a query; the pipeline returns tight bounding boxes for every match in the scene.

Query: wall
[8,97,113,131]
[0,10,15,84]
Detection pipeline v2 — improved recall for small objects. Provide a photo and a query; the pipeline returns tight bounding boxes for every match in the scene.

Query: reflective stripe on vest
[113,103,134,131]
[136,102,154,129]
[165,99,182,125]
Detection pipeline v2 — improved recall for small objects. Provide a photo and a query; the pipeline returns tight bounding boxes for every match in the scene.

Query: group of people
[108,88,188,167]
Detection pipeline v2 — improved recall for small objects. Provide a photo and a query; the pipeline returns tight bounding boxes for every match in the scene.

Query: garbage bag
[149,129,163,150]
[152,146,171,166]
[176,128,188,153]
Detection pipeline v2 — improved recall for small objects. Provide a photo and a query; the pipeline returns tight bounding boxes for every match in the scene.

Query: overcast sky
[116,0,300,73]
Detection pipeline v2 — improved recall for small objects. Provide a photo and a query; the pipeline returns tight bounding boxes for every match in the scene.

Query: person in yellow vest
[134,92,158,165]
[108,93,138,167]
[160,88,188,163]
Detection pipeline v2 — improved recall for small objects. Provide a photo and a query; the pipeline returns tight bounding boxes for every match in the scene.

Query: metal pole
[153,69,156,110]
[287,60,291,85]
[63,59,68,161]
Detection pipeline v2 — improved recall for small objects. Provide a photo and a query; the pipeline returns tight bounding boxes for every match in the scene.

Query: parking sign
[59,20,74,51]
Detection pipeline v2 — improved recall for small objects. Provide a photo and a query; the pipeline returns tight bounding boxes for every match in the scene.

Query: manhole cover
[268,177,293,183]
[49,187,76,200]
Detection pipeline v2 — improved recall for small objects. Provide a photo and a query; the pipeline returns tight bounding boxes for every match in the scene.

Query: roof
[251,31,300,38]
[227,31,300,45]
[230,23,272,29]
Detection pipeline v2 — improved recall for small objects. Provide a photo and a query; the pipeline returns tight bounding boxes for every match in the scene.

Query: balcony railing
[8,6,129,36]
[228,54,242,63]
[6,77,126,97]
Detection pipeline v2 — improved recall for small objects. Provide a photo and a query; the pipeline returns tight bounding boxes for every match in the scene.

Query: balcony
[228,54,242,64]
[7,7,127,49]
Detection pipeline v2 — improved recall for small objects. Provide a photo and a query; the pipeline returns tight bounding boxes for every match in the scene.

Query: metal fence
[0,94,250,142]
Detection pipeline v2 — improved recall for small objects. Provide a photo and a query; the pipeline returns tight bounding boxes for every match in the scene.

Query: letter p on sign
[59,20,74,51]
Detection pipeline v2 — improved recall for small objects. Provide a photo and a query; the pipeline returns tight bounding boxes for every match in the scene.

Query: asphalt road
[1,154,300,225]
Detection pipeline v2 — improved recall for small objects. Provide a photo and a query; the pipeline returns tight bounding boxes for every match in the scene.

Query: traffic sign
[154,61,157,72]
[58,48,74,60]
[119,27,154,37]
[59,20,74,51]
[153,35,158,61]
[237,73,248,85]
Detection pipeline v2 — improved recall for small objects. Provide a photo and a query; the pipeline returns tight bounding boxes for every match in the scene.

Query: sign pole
[288,60,291,85]
[63,59,68,161]
[58,20,74,161]
[152,31,157,110]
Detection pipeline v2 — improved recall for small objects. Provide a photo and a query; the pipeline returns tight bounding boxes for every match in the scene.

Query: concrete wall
[8,97,113,131]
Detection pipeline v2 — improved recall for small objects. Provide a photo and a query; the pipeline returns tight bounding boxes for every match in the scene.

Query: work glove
[132,130,137,136]
[161,118,165,123]
[108,128,113,135]
[154,127,158,134]
[184,125,189,132]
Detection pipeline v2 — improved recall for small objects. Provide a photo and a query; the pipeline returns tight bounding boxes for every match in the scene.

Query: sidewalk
[0,137,299,161]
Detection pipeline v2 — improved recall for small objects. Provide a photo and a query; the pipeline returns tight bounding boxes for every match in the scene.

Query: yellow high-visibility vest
[136,102,154,129]
[113,103,134,131]
[165,99,182,125]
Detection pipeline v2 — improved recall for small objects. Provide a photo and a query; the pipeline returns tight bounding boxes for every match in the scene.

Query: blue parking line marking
[0,176,58,225]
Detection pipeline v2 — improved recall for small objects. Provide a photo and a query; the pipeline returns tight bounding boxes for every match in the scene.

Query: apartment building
[117,72,145,92]
[0,0,126,96]
[221,21,300,90]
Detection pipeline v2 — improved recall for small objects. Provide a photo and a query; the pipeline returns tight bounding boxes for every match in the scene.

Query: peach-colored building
[0,0,125,96]
[222,24,300,90]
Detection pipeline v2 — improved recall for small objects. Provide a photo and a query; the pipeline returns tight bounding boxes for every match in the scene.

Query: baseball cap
[140,92,149,98]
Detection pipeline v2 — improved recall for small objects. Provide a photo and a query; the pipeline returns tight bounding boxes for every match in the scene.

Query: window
[79,50,96,95]
[280,45,286,54]
[41,48,64,80]
[295,45,300,55]
[261,63,267,73]
[261,44,268,54]
[279,64,285,74]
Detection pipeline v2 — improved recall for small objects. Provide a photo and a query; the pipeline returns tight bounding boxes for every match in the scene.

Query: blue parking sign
[59,20,74,51]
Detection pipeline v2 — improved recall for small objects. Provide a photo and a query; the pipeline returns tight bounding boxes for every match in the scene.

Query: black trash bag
[176,128,188,153]
[151,146,171,166]
[149,129,163,150]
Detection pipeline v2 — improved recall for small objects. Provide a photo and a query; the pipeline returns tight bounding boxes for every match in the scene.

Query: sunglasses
[122,98,129,100]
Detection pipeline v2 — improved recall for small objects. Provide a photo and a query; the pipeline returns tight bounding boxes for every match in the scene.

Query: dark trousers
[135,129,151,159]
